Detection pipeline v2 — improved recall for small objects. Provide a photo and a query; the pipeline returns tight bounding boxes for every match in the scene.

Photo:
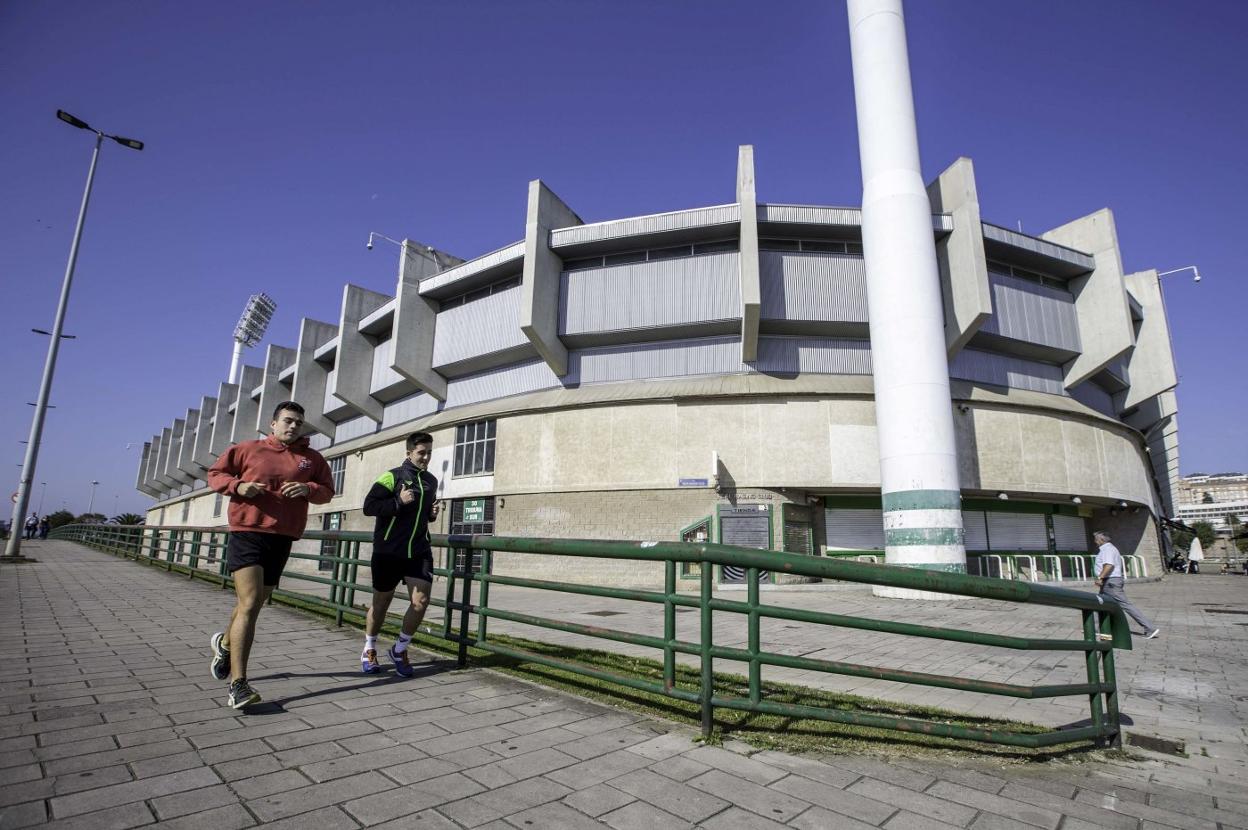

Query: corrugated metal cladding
[381,392,439,429]
[981,223,1096,270]
[550,205,740,247]
[962,511,990,550]
[421,241,525,295]
[1069,381,1116,417]
[369,338,404,394]
[949,348,1065,395]
[308,434,331,451]
[568,336,873,384]
[760,252,868,322]
[444,359,563,409]
[432,286,527,368]
[758,204,953,232]
[560,253,741,335]
[759,204,863,226]
[979,271,1081,352]
[334,413,378,443]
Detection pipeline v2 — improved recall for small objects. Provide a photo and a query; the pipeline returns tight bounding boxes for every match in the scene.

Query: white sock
[394,633,413,654]
[363,636,377,656]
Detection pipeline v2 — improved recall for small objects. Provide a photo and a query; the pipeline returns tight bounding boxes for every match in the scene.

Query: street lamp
[87,481,100,516]
[38,483,46,515]
[1158,265,1201,283]
[366,232,447,272]
[4,111,143,559]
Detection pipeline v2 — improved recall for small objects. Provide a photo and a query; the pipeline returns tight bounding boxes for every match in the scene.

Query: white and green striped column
[848,0,966,597]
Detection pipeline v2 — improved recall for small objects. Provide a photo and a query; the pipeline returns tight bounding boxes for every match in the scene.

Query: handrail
[51,523,1131,750]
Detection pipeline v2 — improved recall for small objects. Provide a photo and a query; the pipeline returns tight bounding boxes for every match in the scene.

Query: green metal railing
[52,522,1131,749]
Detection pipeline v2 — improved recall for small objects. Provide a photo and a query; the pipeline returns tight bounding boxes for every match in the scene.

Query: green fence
[52,523,1131,749]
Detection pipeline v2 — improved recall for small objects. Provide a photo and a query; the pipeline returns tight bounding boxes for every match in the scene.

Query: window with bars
[453,420,496,477]
[319,512,342,571]
[329,456,346,497]
[450,497,494,572]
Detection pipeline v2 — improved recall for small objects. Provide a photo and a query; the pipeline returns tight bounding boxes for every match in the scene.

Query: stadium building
[134,146,1182,588]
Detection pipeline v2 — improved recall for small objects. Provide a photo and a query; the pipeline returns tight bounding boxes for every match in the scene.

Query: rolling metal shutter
[985,512,1048,551]
[824,508,884,551]
[1051,514,1089,551]
[962,510,990,551]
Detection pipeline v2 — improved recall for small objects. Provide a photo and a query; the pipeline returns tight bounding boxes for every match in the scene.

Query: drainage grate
[583,610,626,617]
[1203,609,1248,616]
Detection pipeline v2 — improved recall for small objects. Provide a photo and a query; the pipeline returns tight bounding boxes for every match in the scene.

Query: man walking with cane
[1093,531,1160,640]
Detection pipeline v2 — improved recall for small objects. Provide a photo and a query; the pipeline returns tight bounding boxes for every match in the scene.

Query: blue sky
[2,1,1244,518]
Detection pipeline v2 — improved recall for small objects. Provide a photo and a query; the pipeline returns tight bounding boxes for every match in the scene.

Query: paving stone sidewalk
[0,540,1245,829]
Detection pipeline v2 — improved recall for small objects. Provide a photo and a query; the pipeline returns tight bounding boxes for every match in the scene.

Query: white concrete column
[847,0,965,595]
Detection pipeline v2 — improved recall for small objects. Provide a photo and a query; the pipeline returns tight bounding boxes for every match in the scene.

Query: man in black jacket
[360,431,440,676]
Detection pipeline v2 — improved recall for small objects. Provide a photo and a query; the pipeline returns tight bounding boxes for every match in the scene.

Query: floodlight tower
[228,293,276,384]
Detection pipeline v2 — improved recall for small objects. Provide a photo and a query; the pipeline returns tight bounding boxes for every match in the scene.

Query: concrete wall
[392,243,446,400]
[192,398,217,468]
[333,284,390,421]
[1041,209,1134,388]
[256,345,296,437]
[737,145,761,361]
[1121,269,1178,412]
[521,180,581,376]
[209,383,238,459]
[292,318,339,438]
[926,157,990,356]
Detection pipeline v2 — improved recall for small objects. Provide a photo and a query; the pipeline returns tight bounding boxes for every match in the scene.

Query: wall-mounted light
[1071,496,1082,504]
[997,492,1009,501]
[499,497,506,509]
[1117,500,1128,508]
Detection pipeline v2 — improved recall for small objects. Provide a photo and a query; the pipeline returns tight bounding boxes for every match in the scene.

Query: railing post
[442,546,457,641]
[456,544,473,669]
[333,539,345,628]
[1098,611,1122,748]
[477,550,492,644]
[663,560,676,692]
[747,566,761,704]
[699,561,714,738]
[1082,609,1106,747]
[347,541,359,611]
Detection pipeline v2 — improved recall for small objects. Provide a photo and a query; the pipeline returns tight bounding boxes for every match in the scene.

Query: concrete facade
[138,147,1182,587]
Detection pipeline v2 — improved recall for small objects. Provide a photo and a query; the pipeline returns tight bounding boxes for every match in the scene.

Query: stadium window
[329,456,346,496]
[454,419,496,477]
[692,239,739,254]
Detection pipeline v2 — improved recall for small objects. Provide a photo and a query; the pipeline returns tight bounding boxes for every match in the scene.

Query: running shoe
[1145,628,1161,639]
[388,644,414,678]
[361,648,380,674]
[227,678,261,709]
[209,632,230,681]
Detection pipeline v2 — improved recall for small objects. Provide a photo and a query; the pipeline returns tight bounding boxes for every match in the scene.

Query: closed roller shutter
[825,508,884,551]
[1052,514,1088,551]
[986,511,1047,551]
[962,510,989,551]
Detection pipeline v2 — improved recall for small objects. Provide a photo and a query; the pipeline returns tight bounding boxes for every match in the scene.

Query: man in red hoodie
[206,401,334,708]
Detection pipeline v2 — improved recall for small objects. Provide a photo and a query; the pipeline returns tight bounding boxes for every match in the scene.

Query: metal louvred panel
[433,287,527,367]
[962,510,990,551]
[759,252,868,322]
[985,512,1048,551]
[550,204,740,247]
[560,253,741,335]
[1052,514,1089,551]
[949,349,1065,395]
[979,271,1081,352]
[370,337,404,393]
[444,359,563,408]
[824,508,885,550]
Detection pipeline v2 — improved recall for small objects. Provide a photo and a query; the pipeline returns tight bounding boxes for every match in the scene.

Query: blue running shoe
[361,648,380,674]
[388,644,414,678]
[209,632,230,681]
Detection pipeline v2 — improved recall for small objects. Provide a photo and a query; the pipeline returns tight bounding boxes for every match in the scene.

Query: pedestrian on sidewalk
[1093,530,1160,640]
[38,516,49,539]
[206,401,334,709]
[24,513,38,540]
[359,431,440,678]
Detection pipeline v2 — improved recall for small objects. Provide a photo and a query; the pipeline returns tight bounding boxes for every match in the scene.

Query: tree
[1238,539,1248,555]
[1202,491,1215,503]
[111,513,145,526]
[76,512,107,525]
[46,510,76,530]
[1171,528,1195,551]
[1226,514,1243,537]
[1191,521,1217,550]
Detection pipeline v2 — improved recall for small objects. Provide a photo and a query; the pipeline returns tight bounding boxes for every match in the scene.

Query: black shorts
[371,554,433,592]
[227,531,295,587]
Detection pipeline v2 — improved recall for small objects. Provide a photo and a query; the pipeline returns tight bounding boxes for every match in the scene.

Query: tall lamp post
[87,481,100,516]
[3,111,143,560]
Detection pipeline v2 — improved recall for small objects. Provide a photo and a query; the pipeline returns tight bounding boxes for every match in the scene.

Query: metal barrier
[52,523,1131,750]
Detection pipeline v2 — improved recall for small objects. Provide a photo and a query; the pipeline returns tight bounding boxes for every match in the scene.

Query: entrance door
[718,505,772,583]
